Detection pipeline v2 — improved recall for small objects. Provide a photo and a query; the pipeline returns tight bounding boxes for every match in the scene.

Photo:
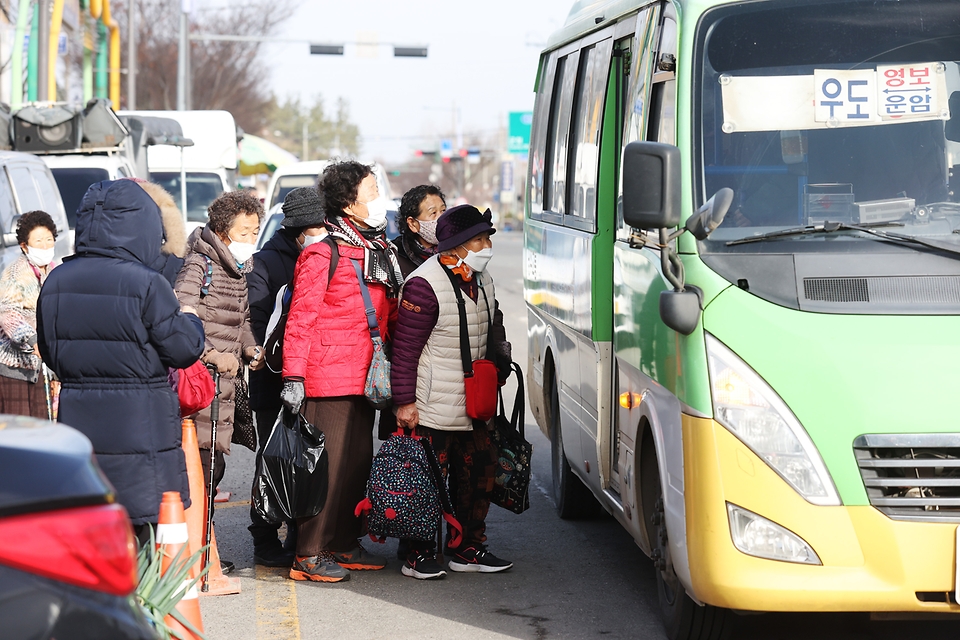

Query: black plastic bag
[253,408,328,522]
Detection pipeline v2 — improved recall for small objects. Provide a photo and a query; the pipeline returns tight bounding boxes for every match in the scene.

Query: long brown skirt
[296,395,374,556]
[0,374,49,419]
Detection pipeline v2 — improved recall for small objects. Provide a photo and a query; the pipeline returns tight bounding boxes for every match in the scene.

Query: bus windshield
[697,0,960,254]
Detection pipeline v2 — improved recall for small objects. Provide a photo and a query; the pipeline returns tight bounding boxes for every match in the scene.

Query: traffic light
[310,44,344,55]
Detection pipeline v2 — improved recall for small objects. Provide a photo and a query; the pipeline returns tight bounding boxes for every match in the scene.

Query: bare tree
[117,0,294,132]
[268,94,361,160]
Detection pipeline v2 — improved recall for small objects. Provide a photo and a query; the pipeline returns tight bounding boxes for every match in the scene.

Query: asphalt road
[202,232,959,639]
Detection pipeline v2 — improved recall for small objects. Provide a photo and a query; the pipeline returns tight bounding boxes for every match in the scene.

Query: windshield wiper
[727,220,960,258]
[727,220,902,245]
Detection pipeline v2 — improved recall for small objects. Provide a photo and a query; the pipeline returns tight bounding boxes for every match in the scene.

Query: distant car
[0,151,72,272]
[0,415,154,640]
[264,160,399,239]
[257,204,284,251]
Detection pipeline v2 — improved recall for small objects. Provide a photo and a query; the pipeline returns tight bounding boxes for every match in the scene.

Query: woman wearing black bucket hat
[390,204,513,579]
[246,186,327,567]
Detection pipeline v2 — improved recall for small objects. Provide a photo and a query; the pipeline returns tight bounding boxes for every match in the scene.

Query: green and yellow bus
[524,0,960,636]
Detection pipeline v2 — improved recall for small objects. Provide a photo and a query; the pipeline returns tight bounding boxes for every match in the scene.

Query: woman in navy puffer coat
[37,180,205,527]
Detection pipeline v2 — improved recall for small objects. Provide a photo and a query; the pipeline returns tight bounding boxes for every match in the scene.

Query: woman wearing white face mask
[279,161,403,582]
[246,186,328,567]
[0,210,58,417]
[390,204,514,580]
[176,190,266,511]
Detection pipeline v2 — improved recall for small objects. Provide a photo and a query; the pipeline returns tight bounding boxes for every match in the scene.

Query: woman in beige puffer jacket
[175,190,265,491]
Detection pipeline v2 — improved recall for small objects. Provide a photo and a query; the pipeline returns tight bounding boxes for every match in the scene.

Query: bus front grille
[854,434,960,522]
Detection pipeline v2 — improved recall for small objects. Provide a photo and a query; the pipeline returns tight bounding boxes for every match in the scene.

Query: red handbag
[178,360,215,416]
[444,267,499,422]
[464,359,498,421]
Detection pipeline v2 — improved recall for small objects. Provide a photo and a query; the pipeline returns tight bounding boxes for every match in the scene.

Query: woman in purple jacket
[390,204,512,580]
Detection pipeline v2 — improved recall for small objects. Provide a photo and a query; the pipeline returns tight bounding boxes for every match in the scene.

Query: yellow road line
[216,500,251,509]
[255,565,301,640]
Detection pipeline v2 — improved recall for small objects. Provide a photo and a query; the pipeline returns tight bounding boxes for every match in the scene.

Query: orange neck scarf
[439,253,473,281]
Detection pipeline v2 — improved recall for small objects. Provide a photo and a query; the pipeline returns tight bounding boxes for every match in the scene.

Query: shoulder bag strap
[323,236,339,291]
[200,254,214,297]
[350,258,381,341]
[510,361,525,437]
[478,276,495,360]
[419,436,463,549]
[441,264,474,376]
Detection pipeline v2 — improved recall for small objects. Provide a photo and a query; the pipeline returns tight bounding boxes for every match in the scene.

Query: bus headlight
[706,334,840,506]
[727,503,821,565]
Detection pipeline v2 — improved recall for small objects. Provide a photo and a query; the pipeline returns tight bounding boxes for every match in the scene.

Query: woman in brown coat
[175,190,266,493]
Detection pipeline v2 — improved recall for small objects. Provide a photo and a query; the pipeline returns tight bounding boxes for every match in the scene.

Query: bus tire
[548,374,598,519]
[653,488,733,640]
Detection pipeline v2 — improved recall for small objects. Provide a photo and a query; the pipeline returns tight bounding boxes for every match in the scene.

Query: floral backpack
[355,432,462,547]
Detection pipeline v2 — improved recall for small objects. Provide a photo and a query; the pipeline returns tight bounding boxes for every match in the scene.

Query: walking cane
[202,364,221,592]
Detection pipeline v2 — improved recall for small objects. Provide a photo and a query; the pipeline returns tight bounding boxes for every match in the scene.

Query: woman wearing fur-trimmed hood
[128,179,188,285]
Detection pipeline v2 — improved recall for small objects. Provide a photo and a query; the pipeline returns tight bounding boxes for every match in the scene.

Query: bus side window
[617,5,663,239]
[567,39,614,230]
[648,7,678,145]
[648,80,677,145]
[544,51,580,218]
[529,52,558,219]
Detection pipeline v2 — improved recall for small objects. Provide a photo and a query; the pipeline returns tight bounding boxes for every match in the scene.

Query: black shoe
[255,543,296,568]
[402,552,446,580]
[220,559,235,575]
[447,545,513,573]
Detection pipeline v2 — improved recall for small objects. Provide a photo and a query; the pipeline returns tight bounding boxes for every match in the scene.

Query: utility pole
[127,0,136,109]
[37,0,50,101]
[302,118,308,161]
[177,2,189,110]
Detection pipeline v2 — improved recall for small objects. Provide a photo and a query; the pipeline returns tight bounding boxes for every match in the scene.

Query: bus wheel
[653,493,732,640]
[549,375,598,519]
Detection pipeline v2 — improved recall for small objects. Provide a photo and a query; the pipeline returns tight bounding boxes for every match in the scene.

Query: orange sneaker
[289,553,350,582]
[332,541,387,570]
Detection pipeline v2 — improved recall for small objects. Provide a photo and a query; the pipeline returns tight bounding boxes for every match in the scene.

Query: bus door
[564,29,617,489]
[611,3,678,511]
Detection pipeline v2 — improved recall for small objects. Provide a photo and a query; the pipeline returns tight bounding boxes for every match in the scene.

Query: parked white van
[118,110,238,230]
[0,151,71,271]
[264,160,399,237]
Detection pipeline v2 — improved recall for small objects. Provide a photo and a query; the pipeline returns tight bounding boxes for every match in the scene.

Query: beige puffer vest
[410,257,494,431]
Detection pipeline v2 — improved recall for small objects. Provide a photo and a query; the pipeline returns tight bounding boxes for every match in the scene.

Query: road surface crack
[494,606,550,639]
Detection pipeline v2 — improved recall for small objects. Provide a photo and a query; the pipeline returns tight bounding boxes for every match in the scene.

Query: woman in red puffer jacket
[281,160,399,583]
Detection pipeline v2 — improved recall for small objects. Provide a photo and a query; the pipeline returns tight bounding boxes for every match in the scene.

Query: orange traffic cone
[181,418,241,596]
[157,491,205,640]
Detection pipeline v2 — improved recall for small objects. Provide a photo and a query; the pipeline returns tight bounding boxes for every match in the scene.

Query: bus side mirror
[660,289,700,336]
[685,188,734,240]
[622,141,681,230]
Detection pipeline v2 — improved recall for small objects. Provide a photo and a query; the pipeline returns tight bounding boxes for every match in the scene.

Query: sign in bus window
[719,62,949,134]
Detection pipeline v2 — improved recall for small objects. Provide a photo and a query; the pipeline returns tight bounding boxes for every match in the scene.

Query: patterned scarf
[325,215,404,293]
[401,231,437,268]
